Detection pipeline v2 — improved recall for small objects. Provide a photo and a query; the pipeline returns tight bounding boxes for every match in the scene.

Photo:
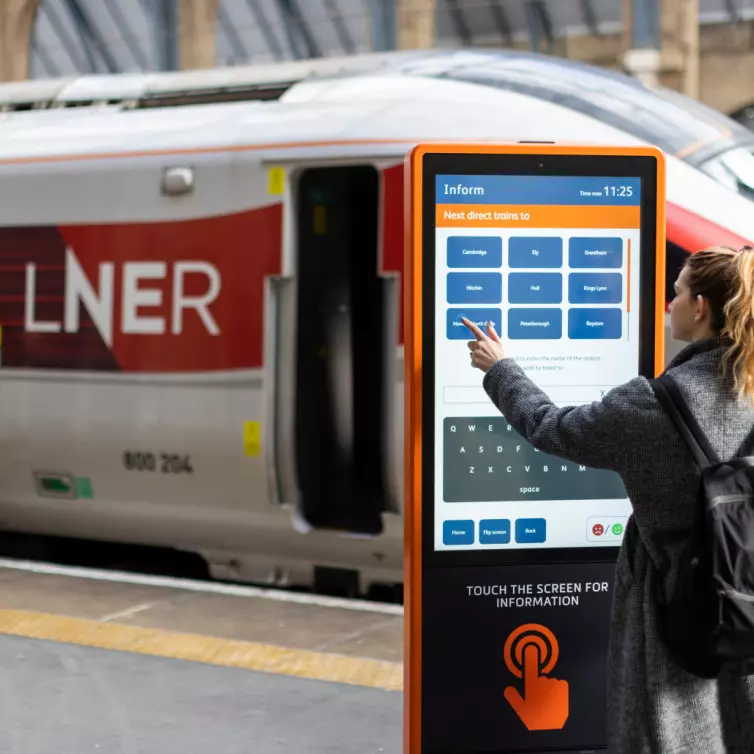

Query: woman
[462,245,754,753]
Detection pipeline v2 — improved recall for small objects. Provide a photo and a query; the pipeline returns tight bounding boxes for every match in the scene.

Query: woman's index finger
[461,317,486,340]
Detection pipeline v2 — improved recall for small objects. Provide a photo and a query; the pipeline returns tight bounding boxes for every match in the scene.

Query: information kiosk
[404,143,666,754]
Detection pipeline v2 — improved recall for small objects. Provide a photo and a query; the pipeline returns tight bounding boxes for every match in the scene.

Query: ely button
[515,518,546,544]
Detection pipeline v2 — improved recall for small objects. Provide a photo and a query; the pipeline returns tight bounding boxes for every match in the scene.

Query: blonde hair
[683,245,754,403]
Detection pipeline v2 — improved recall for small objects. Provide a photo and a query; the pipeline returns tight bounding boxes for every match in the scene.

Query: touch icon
[503,623,569,731]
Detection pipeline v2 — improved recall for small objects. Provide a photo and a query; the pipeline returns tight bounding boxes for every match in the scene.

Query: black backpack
[648,373,754,679]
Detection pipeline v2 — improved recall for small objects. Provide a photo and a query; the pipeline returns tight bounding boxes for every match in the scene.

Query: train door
[292,165,388,535]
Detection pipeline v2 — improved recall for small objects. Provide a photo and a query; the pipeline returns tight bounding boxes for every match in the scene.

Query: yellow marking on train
[243,420,261,457]
[0,609,403,691]
[267,167,285,195]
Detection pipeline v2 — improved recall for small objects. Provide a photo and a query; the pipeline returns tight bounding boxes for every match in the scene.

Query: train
[1,48,753,595]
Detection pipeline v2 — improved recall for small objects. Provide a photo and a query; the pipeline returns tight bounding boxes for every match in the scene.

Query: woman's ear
[695,294,713,325]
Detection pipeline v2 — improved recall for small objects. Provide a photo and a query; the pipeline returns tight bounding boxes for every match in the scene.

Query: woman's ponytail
[723,248,754,403]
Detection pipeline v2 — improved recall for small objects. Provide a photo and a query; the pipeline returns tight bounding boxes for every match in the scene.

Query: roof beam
[102,0,150,70]
[324,0,355,54]
[62,0,121,73]
[31,33,60,77]
[580,0,600,36]
[723,0,741,24]
[275,0,321,59]
[218,3,250,64]
[486,0,512,44]
[244,0,284,60]
[443,0,472,46]
[41,0,93,73]
[525,0,554,52]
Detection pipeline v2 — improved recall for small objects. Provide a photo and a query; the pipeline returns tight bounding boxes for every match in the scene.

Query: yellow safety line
[0,609,404,692]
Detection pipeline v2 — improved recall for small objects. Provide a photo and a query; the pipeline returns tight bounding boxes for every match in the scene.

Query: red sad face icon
[592,524,604,536]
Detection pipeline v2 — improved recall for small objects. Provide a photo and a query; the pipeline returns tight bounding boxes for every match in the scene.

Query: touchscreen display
[434,174,641,551]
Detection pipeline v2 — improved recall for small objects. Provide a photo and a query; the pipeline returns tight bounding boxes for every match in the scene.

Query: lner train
[0,49,752,593]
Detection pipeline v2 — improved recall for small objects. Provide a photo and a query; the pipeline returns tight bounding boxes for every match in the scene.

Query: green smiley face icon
[611,523,624,536]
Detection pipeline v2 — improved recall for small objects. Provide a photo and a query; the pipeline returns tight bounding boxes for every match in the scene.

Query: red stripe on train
[667,202,753,253]
[2,172,750,373]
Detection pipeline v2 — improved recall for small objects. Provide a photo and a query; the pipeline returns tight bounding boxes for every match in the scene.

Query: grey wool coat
[482,336,754,754]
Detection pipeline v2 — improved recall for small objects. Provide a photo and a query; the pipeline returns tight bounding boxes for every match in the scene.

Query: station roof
[29,0,753,79]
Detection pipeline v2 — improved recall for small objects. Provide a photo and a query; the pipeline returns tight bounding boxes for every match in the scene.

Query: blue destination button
[447,308,502,340]
[568,273,623,305]
[569,237,623,268]
[447,272,502,304]
[508,273,562,305]
[479,519,511,545]
[509,237,563,268]
[443,520,475,546]
[569,308,622,339]
[515,518,546,544]
[447,236,503,268]
[508,308,562,340]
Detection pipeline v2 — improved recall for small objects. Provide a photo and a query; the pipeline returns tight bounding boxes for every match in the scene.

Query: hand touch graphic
[503,625,569,731]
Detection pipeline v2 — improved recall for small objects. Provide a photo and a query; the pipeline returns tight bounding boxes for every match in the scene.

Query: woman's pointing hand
[461,317,506,373]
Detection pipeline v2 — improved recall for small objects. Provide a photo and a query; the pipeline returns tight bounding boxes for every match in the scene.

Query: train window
[439,53,754,165]
[699,147,754,202]
[666,240,690,305]
[293,165,386,536]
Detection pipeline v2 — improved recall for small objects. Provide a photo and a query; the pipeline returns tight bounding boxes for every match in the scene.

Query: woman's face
[669,265,704,342]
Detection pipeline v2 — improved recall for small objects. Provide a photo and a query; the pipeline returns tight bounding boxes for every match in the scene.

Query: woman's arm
[462,317,651,474]
[481,358,647,473]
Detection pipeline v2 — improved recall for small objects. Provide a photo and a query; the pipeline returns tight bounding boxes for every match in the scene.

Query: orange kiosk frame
[404,143,666,754]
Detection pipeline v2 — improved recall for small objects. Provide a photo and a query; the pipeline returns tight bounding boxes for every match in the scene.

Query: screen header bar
[436,204,640,229]
[435,175,641,206]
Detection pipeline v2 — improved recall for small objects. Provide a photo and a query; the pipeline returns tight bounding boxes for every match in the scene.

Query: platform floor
[0,560,403,753]
[0,633,400,753]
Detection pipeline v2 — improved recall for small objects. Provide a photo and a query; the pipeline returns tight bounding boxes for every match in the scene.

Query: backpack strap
[649,374,721,470]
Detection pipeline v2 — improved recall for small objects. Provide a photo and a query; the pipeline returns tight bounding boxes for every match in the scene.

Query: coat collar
[664,335,733,372]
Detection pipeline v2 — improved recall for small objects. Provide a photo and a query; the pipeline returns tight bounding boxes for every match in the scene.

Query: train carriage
[0,49,753,594]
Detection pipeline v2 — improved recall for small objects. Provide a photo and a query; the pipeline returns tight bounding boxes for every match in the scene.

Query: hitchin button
[443,520,475,545]
[515,518,546,543]
[447,272,503,304]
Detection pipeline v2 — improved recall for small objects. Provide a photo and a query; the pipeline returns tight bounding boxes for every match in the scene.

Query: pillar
[622,0,700,99]
[397,0,436,50]
[0,0,38,81]
[178,0,220,70]
[370,0,397,51]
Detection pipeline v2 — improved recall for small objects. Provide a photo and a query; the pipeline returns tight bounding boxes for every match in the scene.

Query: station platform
[0,559,403,753]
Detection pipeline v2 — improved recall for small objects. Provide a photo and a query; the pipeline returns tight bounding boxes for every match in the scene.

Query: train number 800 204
[123,452,194,474]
